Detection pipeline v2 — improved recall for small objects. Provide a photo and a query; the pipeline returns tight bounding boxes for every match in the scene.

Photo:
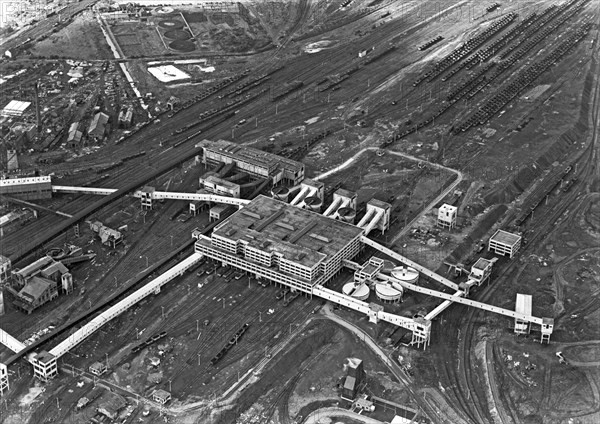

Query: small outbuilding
[89,361,107,376]
[152,389,171,405]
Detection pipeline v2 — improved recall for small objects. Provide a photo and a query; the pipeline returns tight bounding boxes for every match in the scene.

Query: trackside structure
[489,229,522,258]
[0,189,554,393]
[193,195,554,349]
[7,252,203,383]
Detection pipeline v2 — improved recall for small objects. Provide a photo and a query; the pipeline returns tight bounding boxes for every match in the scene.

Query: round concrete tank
[342,282,370,301]
[391,266,419,284]
[271,186,290,202]
[337,207,356,224]
[375,283,403,303]
[304,196,323,212]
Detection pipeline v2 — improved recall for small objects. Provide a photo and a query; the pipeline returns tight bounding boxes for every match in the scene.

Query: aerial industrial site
[0,0,598,423]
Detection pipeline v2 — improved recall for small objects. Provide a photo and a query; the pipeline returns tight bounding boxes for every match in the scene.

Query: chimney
[34,81,41,133]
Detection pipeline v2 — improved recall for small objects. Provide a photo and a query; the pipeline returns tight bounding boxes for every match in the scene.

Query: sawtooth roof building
[194,195,363,292]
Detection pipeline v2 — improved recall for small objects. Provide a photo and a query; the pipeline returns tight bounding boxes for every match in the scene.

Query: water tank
[342,282,370,301]
[271,186,290,202]
[337,207,356,224]
[375,283,403,302]
[304,196,323,212]
[391,266,419,284]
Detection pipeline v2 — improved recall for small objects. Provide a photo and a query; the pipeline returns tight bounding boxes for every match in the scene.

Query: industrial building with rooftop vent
[198,139,305,185]
[194,195,364,293]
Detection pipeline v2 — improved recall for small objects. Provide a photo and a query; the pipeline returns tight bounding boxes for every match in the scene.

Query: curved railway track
[438,48,599,423]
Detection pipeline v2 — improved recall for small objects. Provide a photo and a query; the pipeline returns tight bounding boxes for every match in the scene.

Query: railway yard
[0,0,599,424]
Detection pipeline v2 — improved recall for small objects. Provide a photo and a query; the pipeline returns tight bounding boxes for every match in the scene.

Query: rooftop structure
[291,178,325,207]
[515,293,533,334]
[152,389,172,405]
[89,221,123,248]
[437,204,457,230]
[98,392,126,420]
[209,204,235,222]
[342,358,365,400]
[13,276,59,314]
[199,139,305,185]
[194,195,363,292]
[13,255,54,286]
[489,229,522,258]
[32,351,58,381]
[66,122,83,147]
[148,65,191,83]
[1,100,31,117]
[88,112,109,140]
[357,199,391,235]
[89,361,107,376]
[200,174,241,198]
[469,257,494,286]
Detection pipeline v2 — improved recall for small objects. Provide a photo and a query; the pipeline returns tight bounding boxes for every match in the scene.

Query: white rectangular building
[437,204,457,229]
[515,293,532,334]
[489,229,522,258]
[469,258,494,286]
[1,100,31,117]
[194,195,364,293]
[199,174,240,198]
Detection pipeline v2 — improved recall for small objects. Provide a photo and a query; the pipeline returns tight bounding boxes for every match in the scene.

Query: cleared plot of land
[29,10,112,59]
[110,22,170,57]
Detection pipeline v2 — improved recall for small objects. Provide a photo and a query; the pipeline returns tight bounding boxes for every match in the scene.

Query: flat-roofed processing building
[194,195,363,292]
[199,174,240,198]
[0,176,52,200]
[199,139,305,185]
[489,229,522,258]
[468,257,495,285]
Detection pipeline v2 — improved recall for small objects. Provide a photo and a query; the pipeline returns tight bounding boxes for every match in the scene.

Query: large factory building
[194,195,363,293]
[0,176,52,200]
[199,139,305,185]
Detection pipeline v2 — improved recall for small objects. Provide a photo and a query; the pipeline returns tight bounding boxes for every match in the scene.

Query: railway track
[439,46,599,423]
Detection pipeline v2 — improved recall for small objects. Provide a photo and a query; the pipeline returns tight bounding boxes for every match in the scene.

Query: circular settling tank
[164,29,191,40]
[169,40,196,52]
[342,282,370,301]
[375,283,403,302]
[391,266,419,284]
[304,196,323,212]
[337,207,356,223]
[158,19,184,29]
[271,186,290,202]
